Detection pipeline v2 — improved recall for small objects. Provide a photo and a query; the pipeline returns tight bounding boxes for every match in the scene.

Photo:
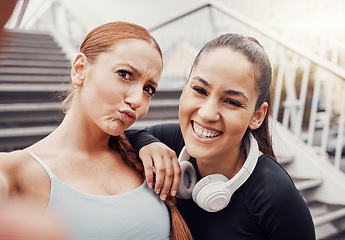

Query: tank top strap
[27,151,56,179]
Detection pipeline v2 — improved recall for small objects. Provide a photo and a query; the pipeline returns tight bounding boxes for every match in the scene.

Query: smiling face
[179,47,267,172]
[71,39,163,136]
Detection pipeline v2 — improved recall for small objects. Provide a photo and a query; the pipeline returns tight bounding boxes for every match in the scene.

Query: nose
[197,98,220,122]
[124,85,143,110]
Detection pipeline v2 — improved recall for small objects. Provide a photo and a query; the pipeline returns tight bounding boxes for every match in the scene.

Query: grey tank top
[28,152,170,240]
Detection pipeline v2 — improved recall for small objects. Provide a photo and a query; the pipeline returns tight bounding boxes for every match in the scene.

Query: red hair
[61,21,162,112]
[80,21,162,63]
[62,22,192,239]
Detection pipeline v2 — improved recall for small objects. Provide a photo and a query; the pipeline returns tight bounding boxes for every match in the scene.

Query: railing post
[307,73,321,146]
[273,48,287,121]
[334,82,345,169]
[320,75,334,155]
[14,0,29,29]
[294,60,310,138]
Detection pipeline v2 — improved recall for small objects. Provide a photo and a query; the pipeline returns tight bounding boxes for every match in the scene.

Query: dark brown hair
[190,33,275,160]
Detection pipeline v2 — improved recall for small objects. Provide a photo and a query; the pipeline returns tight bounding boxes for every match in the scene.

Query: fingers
[154,153,174,201]
[139,142,181,201]
[141,155,154,189]
[170,155,181,197]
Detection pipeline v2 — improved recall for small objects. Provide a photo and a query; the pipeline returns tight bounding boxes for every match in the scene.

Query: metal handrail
[148,0,345,169]
[8,0,87,61]
[150,0,345,80]
[4,0,345,169]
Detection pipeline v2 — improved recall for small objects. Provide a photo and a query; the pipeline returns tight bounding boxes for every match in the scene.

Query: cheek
[178,92,193,120]
[225,111,253,133]
[137,98,151,119]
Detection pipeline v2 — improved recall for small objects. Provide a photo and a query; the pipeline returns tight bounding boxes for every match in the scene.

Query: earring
[71,81,78,89]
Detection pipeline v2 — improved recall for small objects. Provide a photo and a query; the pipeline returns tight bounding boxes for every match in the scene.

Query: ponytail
[109,135,193,240]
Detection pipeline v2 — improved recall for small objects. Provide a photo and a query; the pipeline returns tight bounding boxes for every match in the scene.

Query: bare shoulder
[0,150,35,196]
[0,150,30,167]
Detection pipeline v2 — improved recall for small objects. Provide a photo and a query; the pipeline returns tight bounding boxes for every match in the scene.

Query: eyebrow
[192,76,248,101]
[149,80,158,87]
[224,89,248,101]
[120,63,158,87]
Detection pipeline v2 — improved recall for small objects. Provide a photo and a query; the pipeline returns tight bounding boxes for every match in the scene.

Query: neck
[196,147,245,179]
[44,111,112,154]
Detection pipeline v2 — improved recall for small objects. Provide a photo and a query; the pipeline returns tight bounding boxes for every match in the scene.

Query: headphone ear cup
[176,161,197,199]
[192,174,230,212]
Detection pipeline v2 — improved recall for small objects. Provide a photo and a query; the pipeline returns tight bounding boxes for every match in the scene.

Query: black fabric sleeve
[246,155,316,240]
[124,128,161,154]
[125,123,185,155]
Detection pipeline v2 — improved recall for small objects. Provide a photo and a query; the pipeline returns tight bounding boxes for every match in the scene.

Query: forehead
[192,48,255,90]
[111,39,162,62]
[93,39,163,73]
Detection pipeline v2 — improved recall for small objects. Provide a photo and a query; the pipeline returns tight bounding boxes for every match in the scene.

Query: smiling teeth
[193,122,222,138]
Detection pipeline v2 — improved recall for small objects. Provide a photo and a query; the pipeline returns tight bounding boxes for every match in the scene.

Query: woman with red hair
[0,22,191,240]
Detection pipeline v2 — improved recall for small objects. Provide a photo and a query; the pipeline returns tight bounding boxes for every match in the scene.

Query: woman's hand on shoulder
[139,142,181,201]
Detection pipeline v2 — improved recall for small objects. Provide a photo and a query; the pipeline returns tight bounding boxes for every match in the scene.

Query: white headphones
[176,133,259,212]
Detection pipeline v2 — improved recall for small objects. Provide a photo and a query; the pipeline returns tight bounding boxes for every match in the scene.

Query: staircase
[0,29,179,151]
[0,29,69,151]
[272,122,345,239]
[2,29,345,239]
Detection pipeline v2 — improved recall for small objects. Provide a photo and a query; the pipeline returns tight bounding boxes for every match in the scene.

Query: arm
[264,184,315,240]
[126,123,185,154]
[125,123,185,200]
[249,157,315,240]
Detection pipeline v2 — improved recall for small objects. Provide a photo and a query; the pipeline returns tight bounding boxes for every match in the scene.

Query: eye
[117,70,132,80]
[224,98,243,107]
[144,85,156,96]
[192,85,207,96]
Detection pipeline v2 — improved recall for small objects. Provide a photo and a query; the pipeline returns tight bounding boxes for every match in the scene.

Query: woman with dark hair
[0,21,191,240]
[127,33,315,239]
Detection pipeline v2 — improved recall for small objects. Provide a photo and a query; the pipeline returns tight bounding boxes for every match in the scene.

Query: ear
[71,53,87,87]
[249,102,268,130]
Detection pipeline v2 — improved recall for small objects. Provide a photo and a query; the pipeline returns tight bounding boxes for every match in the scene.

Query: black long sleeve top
[125,123,316,240]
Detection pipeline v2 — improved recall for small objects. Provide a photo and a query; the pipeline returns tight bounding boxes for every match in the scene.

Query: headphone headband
[177,133,259,212]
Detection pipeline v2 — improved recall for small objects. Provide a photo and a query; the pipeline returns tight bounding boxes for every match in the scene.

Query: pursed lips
[119,109,137,124]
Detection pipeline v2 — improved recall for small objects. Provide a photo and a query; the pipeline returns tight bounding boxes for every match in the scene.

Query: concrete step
[309,201,345,239]
[0,30,54,42]
[153,88,183,100]
[0,102,60,112]
[276,154,294,165]
[0,46,63,55]
[0,83,70,92]
[0,39,60,49]
[0,125,57,151]
[293,178,323,204]
[0,84,69,103]
[0,75,69,83]
[295,178,323,191]
[0,67,70,75]
[0,59,70,68]
[0,52,67,61]
[0,125,57,138]
[314,208,345,227]
[0,102,63,126]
